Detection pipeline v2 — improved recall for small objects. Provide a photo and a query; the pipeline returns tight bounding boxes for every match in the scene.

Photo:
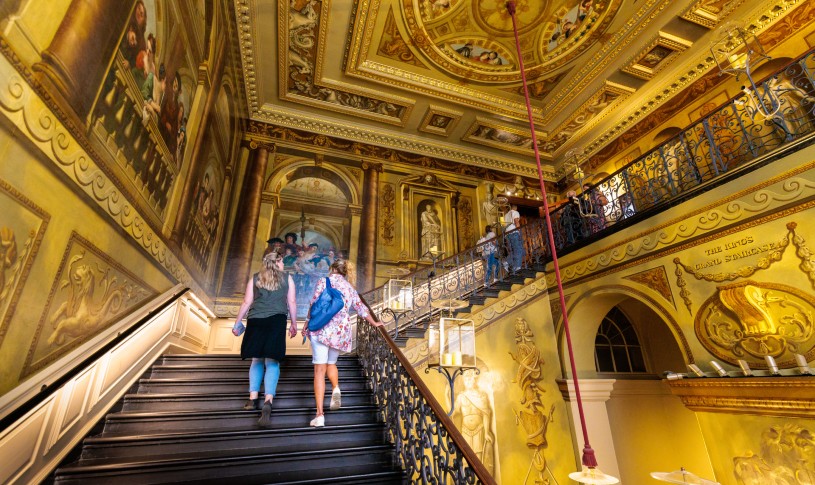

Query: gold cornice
[667,377,815,418]
[681,0,747,28]
[249,109,554,179]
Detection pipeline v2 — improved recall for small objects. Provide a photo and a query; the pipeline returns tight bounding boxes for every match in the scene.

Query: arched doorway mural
[264,160,360,317]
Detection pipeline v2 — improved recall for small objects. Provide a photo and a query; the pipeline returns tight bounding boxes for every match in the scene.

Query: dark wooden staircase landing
[52,354,406,484]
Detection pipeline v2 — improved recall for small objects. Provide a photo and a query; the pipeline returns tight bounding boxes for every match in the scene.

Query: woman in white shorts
[302,259,382,427]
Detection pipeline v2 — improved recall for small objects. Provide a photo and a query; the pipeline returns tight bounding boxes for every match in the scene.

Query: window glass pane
[629,347,647,372]
[612,347,631,372]
[596,347,614,372]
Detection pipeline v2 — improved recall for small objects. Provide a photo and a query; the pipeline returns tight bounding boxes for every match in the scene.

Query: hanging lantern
[437,317,476,368]
[385,278,413,312]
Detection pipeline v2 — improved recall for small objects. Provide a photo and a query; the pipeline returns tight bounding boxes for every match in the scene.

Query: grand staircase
[52,354,406,484]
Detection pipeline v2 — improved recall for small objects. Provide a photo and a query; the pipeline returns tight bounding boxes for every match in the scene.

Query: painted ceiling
[234,0,801,180]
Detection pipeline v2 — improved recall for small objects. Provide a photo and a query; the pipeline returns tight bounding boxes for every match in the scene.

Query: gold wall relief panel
[21,232,157,377]
[694,280,815,369]
[732,423,815,484]
[691,413,815,485]
[0,179,50,347]
[621,32,693,81]
[623,266,674,307]
[280,0,412,126]
[509,317,558,485]
[380,182,396,246]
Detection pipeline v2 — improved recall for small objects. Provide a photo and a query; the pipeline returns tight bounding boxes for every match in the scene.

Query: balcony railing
[550,48,815,250]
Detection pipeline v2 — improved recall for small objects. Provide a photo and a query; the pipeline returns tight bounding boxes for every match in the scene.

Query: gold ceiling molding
[681,0,746,28]
[417,105,463,137]
[234,0,260,113]
[582,0,806,156]
[541,0,674,122]
[0,51,196,292]
[249,109,550,178]
[667,377,815,418]
[462,116,550,158]
[621,32,693,81]
[546,81,635,153]
[245,119,553,181]
[345,0,545,122]
[280,0,414,126]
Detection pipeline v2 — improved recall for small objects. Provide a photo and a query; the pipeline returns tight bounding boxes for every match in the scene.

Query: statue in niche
[420,202,442,255]
[452,369,497,476]
[482,185,499,227]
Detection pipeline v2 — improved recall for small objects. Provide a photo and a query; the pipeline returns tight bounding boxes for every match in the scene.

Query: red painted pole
[505,0,599,469]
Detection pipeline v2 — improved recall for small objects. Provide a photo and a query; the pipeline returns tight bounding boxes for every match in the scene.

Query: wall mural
[280,177,348,203]
[452,366,500,478]
[509,317,557,485]
[733,424,815,484]
[184,160,223,274]
[0,179,50,347]
[285,0,409,123]
[92,0,192,216]
[21,233,156,377]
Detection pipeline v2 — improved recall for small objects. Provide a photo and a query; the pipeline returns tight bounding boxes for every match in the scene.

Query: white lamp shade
[651,469,720,485]
[568,467,619,484]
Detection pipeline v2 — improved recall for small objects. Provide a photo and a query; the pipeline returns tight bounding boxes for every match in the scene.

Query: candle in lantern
[452,351,462,367]
[442,353,453,366]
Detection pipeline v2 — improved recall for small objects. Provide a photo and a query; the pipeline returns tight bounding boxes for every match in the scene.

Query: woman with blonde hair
[233,251,298,427]
[302,259,382,427]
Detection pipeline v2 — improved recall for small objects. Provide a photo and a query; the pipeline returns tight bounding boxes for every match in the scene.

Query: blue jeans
[507,231,525,271]
[485,252,497,284]
[249,358,281,396]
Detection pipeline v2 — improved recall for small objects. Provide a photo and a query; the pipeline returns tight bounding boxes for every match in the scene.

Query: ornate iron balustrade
[362,219,549,337]
[549,48,815,251]
[356,320,496,484]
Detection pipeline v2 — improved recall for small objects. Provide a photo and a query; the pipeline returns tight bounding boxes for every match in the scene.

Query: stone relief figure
[482,185,499,227]
[733,424,815,484]
[420,202,442,255]
[509,317,557,484]
[452,369,498,477]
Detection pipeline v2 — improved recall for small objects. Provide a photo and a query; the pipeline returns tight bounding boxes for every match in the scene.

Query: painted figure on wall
[116,0,190,164]
[419,201,442,255]
[452,369,498,477]
[733,424,815,484]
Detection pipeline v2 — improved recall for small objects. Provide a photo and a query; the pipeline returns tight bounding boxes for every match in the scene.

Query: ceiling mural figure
[403,0,621,82]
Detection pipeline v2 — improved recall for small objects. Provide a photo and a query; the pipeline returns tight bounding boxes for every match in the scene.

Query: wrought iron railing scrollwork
[356,320,497,484]
[547,48,815,252]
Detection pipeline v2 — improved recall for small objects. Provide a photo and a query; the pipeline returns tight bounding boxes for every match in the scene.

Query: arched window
[594,307,647,373]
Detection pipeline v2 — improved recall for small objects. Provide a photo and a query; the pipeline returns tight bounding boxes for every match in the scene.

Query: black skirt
[241,313,287,360]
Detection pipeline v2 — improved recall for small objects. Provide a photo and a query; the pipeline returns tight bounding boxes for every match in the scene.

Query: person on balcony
[561,191,584,244]
[232,251,299,427]
[302,259,383,427]
[503,204,525,272]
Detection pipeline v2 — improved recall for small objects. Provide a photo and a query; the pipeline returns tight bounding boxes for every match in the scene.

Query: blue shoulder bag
[308,277,344,331]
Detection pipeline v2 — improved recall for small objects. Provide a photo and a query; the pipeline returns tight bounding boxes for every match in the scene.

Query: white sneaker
[310,415,325,427]
[330,387,342,411]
